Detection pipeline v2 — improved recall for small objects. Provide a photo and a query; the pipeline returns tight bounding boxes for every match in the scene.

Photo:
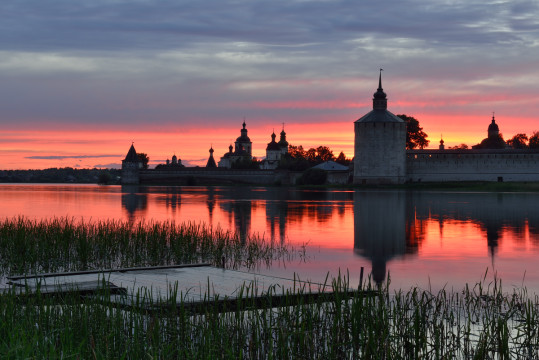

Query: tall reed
[0,216,291,278]
[1,275,538,358]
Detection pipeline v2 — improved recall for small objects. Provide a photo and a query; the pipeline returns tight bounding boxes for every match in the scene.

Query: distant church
[216,121,289,169]
[218,121,253,168]
[260,127,289,170]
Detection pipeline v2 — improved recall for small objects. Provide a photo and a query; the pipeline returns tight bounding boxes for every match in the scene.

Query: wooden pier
[6,264,361,313]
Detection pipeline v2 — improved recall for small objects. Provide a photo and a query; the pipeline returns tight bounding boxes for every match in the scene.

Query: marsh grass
[1,274,539,358]
[0,216,292,279]
[2,217,539,358]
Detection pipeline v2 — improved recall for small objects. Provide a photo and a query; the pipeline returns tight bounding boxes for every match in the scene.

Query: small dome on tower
[372,69,388,111]
[206,146,217,168]
[488,114,500,140]
[278,125,289,148]
[488,116,499,133]
[266,131,281,151]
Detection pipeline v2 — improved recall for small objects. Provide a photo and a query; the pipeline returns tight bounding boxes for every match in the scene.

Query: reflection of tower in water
[354,191,422,285]
[206,187,216,226]
[484,221,501,266]
[163,187,182,215]
[265,199,287,245]
[218,188,252,245]
[121,185,148,226]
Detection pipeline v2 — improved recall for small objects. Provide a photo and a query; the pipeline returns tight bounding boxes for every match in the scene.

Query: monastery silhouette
[122,73,539,185]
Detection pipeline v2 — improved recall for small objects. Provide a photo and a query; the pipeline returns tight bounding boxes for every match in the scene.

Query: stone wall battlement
[406,150,539,182]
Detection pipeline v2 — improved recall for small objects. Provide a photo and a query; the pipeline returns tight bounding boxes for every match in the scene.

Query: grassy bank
[1,276,538,358]
[1,218,539,358]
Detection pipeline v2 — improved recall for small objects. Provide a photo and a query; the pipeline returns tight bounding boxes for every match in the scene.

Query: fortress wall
[406,150,539,182]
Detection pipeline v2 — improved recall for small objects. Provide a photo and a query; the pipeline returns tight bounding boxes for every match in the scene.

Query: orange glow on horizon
[1,110,538,169]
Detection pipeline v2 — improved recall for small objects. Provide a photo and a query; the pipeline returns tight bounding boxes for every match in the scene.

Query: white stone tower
[354,71,406,184]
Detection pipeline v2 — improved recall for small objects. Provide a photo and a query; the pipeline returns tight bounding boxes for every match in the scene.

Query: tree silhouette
[279,144,345,170]
[507,133,529,149]
[314,146,335,162]
[529,132,539,149]
[288,145,306,159]
[335,151,350,165]
[396,114,429,149]
[448,144,469,149]
[137,153,149,169]
[305,148,317,162]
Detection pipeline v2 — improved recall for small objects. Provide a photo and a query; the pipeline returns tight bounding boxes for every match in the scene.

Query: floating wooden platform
[6,264,362,313]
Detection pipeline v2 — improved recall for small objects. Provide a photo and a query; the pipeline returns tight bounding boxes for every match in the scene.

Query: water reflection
[3,185,539,290]
[352,191,539,283]
[218,188,253,245]
[353,191,416,284]
[116,186,539,287]
[121,185,148,224]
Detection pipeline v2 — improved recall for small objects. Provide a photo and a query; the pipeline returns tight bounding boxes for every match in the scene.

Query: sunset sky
[1,0,539,169]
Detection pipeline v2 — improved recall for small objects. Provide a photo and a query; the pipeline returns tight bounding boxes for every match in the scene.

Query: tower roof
[355,70,403,123]
[123,143,139,162]
[355,110,403,123]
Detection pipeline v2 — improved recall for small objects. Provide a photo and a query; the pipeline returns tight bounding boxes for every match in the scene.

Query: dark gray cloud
[1,0,535,52]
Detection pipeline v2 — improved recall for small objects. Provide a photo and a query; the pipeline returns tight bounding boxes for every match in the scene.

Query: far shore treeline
[0,168,121,184]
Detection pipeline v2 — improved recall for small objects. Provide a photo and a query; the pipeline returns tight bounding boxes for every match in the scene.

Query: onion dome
[266,132,281,151]
[278,126,289,148]
[206,146,217,168]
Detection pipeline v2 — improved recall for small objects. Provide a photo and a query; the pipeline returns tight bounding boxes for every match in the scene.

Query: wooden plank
[4,265,373,314]
[6,280,126,297]
[7,263,212,281]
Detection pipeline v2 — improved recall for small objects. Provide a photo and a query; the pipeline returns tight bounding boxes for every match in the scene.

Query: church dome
[488,118,499,133]
[278,129,288,147]
[266,132,281,151]
[236,134,251,142]
[487,115,500,139]
[236,120,251,142]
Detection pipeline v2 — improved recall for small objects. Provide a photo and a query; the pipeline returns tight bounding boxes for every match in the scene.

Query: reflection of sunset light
[5,186,539,292]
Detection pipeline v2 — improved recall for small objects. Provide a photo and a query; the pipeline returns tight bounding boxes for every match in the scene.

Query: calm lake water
[1,184,539,293]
